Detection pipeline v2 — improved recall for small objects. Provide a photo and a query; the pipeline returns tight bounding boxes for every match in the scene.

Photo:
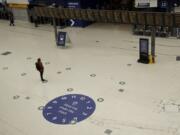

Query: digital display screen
[140,39,148,54]
[138,38,149,63]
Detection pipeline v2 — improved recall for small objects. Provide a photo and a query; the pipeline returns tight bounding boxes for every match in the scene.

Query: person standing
[9,11,14,26]
[35,58,47,82]
[32,8,38,27]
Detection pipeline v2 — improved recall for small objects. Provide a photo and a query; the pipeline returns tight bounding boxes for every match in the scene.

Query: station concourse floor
[0,20,180,135]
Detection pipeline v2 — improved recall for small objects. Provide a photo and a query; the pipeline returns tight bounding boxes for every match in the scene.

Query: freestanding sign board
[138,38,149,64]
[57,32,67,47]
[57,31,71,47]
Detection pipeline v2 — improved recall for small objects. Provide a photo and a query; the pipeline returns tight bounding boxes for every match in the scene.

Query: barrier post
[150,26,156,63]
[53,17,58,45]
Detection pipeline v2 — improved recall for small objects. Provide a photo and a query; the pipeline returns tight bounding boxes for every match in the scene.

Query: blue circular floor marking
[43,94,96,125]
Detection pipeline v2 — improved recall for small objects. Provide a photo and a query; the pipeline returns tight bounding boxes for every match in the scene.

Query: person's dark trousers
[40,71,45,81]
[10,20,14,26]
[10,23,14,26]
[34,19,38,27]
[34,21,38,27]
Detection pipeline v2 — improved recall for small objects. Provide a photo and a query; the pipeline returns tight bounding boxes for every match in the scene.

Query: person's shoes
[42,79,48,83]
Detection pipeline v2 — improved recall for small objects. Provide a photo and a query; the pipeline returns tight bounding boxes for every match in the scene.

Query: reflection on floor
[0,20,180,135]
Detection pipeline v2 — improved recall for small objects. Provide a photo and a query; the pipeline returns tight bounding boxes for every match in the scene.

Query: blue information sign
[43,94,96,124]
[67,0,91,27]
[67,1,80,8]
[160,1,168,8]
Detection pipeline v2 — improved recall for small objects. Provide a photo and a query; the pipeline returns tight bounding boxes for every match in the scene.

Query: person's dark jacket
[35,62,44,72]
[9,12,14,21]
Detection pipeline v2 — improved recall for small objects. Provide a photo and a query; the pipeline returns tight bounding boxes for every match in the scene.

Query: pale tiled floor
[0,20,180,135]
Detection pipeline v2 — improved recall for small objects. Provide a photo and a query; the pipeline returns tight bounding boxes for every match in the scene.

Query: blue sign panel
[57,32,66,46]
[43,94,96,124]
[67,1,81,27]
[67,1,80,8]
[67,0,91,27]
[160,1,168,8]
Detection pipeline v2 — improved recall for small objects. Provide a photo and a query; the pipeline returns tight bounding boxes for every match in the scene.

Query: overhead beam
[8,3,28,9]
